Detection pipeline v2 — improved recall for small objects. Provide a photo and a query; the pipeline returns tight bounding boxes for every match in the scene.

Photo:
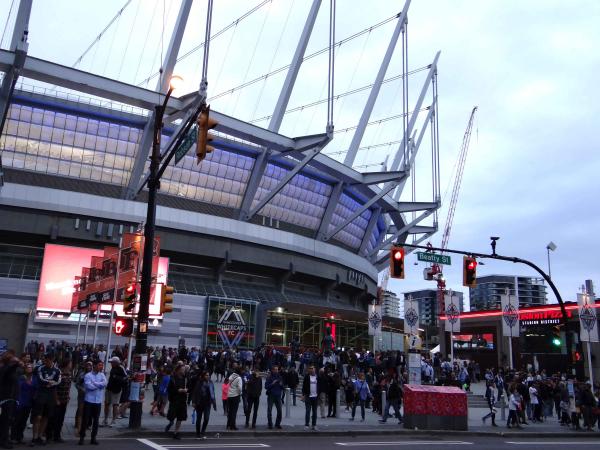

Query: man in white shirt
[301,366,319,431]
[79,361,107,445]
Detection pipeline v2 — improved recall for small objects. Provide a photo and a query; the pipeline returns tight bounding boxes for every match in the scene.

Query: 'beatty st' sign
[417,252,451,265]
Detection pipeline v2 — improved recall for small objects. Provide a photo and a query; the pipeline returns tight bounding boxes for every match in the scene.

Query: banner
[577,293,599,343]
[444,292,461,333]
[501,292,519,338]
[368,304,382,336]
[404,295,420,336]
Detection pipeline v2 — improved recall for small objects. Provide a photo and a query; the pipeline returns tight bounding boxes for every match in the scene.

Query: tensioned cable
[326,0,336,127]
[102,5,124,76]
[331,107,428,135]
[250,65,429,124]
[72,0,132,68]
[0,0,16,49]
[208,12,401,102]
[117,0,141,80]
[133,0,159,84]
[137,0,272,87]
[231,0,271,116]
[324,139,403,156]
[250,0,295,121]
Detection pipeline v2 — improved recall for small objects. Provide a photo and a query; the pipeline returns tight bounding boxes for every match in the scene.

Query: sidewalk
[55,381,599,439]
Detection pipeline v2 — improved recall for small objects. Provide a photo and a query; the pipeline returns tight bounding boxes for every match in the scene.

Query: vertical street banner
[444,292,461,333]
[501,291,520,338]
[577,293,599,343]
[404,295,420,336]
[368,304,382,336]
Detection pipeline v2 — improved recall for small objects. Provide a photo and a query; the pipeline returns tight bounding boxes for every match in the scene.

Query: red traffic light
[114,317,134,337]
[467,260,477,271]
[390,246,405,279]
[125,283,136,294]
[393,250,403,260]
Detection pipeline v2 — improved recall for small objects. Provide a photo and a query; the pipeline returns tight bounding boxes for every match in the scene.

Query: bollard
[500,395,506,421]
[381,390,386,417]
[335,388,341,418]
[285,388,291,418]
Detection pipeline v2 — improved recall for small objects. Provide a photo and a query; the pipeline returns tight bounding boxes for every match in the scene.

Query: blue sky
[1,0,598,306]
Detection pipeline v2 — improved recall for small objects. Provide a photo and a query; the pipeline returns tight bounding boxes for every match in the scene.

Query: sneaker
[275,425,282,429]
[312,426,318,431]
[90,440,99,445]
[378,419,387,423]
[109,421,116,428]
[304,426,310,431]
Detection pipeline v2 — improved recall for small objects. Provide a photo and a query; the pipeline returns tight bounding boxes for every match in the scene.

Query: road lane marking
[138,439,169,450]
[506,442,600,446]
[160,445,270,449]
[335,442,473,447]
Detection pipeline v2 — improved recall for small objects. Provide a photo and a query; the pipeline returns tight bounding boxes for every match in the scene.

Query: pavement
[47,380,600,441]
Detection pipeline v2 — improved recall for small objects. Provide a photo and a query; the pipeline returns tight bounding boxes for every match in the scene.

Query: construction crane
[429,106,478,313]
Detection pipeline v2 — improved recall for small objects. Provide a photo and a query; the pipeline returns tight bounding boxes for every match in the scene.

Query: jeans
[48,402,68,440]
[80,402,101,441]
[195,404,211,434]
[11,406,31,442]
[352,399,366,420]
[0,400,15,446]
[227,396,240,429]
[305,397,318,427]
[245,397,260,426]
[267,394,282,427]
[381,399,401,421]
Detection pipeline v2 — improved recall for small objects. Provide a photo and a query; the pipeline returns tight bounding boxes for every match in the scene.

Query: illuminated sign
[37,243,168,316]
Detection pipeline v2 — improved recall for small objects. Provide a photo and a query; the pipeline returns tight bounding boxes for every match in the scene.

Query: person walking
[287,367,299,406]
[379,376,402,424]
[79,360,107,445]
[221,378,229,416]
[507,385,522,429]
[482,380,498,427]
[302,366,319,431]
[226,368,242,430]
[102,357,127,427]
[192,371,217,438]
[165,364,188,439]
[265,365,283,429]
[244,371,262,429]
[350,372,371,422]
[48,359,72,442]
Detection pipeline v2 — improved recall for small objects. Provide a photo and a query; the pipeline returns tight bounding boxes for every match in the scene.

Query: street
[49,436,600,450]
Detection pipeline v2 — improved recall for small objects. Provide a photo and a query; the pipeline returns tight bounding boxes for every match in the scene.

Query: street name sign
[174,125,198,165]
[417,252,451,265]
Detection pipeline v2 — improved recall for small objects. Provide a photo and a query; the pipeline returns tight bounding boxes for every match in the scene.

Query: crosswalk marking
[506,442,600,446]
[335,442,473,447]
[138,439,270,449]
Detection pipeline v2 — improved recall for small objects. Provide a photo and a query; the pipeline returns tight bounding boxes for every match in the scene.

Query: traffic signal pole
[401,242,574,373]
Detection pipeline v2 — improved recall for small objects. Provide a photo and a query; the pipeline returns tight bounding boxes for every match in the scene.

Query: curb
[113,428,600,439]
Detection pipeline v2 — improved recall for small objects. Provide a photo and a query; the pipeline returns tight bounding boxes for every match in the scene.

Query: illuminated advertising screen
[453,333,494,350]
[37,243,168,316]
[205,297,257,349]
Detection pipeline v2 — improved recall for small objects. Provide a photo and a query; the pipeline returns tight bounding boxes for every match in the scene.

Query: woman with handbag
[349,372,371,422]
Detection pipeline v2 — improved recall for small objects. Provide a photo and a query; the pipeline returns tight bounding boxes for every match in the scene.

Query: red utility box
[403,384,468,430]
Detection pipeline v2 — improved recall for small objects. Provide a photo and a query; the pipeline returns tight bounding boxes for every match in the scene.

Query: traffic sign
[417,252,451,265]
[174,125,198,165]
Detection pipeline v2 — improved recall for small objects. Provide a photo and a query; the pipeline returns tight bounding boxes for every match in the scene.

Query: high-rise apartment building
[469,275,547,311]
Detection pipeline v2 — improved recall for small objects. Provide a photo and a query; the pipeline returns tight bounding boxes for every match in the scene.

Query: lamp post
[136,76,183,356]
[546,241,557,279]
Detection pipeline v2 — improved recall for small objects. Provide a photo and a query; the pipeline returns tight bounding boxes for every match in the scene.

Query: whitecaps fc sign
[216,307,248,348]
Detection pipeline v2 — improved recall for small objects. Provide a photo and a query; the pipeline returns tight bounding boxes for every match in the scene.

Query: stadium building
[0,0,440,352]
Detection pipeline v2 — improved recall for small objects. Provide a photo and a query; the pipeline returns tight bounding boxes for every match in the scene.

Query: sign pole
[83,309,90,345]
[92,304,101,348]
[105,246,122,366]
[450,331,454,364]
[508,337,513,370]
[75,311,82,346]
[586,341,594,384]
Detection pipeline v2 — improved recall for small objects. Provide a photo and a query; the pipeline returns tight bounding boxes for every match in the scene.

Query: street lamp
[136,75,183,356]
[546,241,557,279]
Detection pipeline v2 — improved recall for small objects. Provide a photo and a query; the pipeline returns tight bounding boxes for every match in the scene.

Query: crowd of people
[1,338,600,448]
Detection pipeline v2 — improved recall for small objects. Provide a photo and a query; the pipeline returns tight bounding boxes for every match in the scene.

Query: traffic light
[160,284,174,314]
[551,325,562,347]
[123,282,136,314]
[462,256,477,287]
[390,246,405,279]
[114,317,134,337]
[196,105,218,163]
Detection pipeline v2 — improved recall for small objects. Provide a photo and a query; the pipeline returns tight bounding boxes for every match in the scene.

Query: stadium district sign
[216,306,248,348]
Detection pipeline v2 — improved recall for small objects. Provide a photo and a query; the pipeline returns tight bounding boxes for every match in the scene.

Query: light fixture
[169,75,184,92]
[275,307,284,314]
[546,241,557,252]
